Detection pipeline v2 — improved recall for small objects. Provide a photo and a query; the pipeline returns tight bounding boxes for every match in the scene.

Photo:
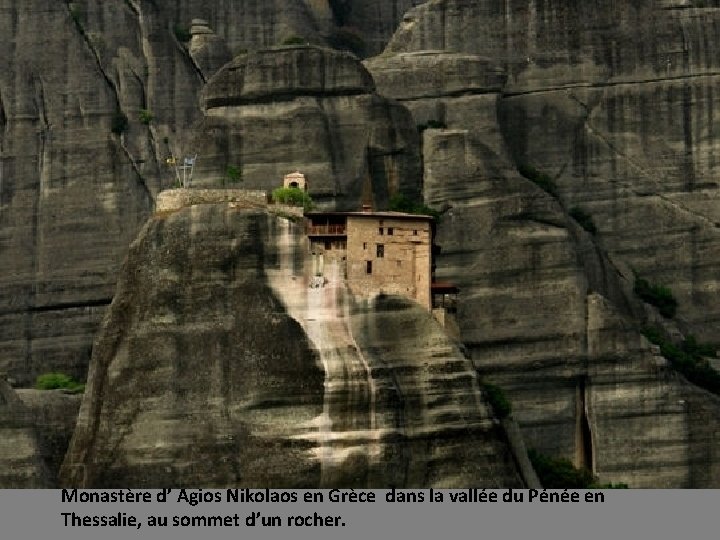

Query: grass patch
[634,277,678,318]
[528,450,627,488]
[36,373,85,393]
[569,207,598,235]
[139,109,153,125]
[271,187,313,208]
[528,449,595,488]
[281,35,308,46]
[518,164,558,197]
[642,326,720,395]
[226,165,242,184]
[388,193,442,221]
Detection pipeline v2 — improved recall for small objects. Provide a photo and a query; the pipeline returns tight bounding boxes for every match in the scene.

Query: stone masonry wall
[155,189,268,212]
[346,216,432,309]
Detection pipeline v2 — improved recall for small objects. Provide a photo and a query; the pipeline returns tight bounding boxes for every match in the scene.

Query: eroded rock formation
[191,45,422,210]
[2,0,720,488]
[0,379,52,487]
[366,0,720,486]
[60,204,523,488]
[0,1,423,386]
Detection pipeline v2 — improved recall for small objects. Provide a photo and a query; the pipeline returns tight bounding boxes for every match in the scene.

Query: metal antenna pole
[189,154,197,187]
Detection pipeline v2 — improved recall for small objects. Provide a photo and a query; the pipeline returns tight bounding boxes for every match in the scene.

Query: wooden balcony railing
[307,225,346,236]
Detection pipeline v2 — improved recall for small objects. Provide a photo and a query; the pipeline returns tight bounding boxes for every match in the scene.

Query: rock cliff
[191,46,422,210]
[0,1,422,386]
[60,203,523,488]
[366,0,720,486]
[0,379,53,487]
[2,0,720,488]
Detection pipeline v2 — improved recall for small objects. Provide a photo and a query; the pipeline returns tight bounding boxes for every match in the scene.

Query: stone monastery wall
[155,189,268,212]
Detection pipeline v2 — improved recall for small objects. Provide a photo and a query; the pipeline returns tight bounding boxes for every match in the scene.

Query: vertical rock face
[366,0,720,486]
[15,390,82,484]
[61,204,523,487]
[380,0,720,342]
[0,1,153,386]
[334,1,429,56]
[188,19,232,79]
[61,205,326,488]
[193,46,422,210]
[0,1,427,386]
[0,379,52,487]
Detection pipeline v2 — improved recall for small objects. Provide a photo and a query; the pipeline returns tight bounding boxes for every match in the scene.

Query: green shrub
[634,277,677,318]
[388,193,441,221]
[226,165,242,184]
[111,110,129,135]
[569,207,598,235]
[281,35,308,46]
[528,449,596,488]
[36,373,85,393]
[271,187,313,208]
[518,163,558,197]
[139,109,153,125]
[482,383,511,419]
[173,25,191,43]
[642,326,720,395]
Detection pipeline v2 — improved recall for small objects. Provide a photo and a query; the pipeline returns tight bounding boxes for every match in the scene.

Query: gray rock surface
[191,46,422,210]
[366,0,720,486]
[2,0,720,488]
[0,1,154,386]
[334,1,429,56]
[0,379,53,487]
[0,1,417,386]
[16,389,82,483]
[61,205,325,488]
[60,204,523,487]
[378,0,720,342]
[189,20,233,79]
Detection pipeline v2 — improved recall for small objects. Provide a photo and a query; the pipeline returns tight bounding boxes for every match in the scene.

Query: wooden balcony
[307,225,347,236]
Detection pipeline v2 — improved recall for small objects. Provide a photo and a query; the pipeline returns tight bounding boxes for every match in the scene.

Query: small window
[325,241,331,250]
[397,260,402,267]
[388,227,394,236]
[413,230,418,235]
[366,261,372,274]
[379,227,384,235]
[363,242,367,250]
[376,244,384,258]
